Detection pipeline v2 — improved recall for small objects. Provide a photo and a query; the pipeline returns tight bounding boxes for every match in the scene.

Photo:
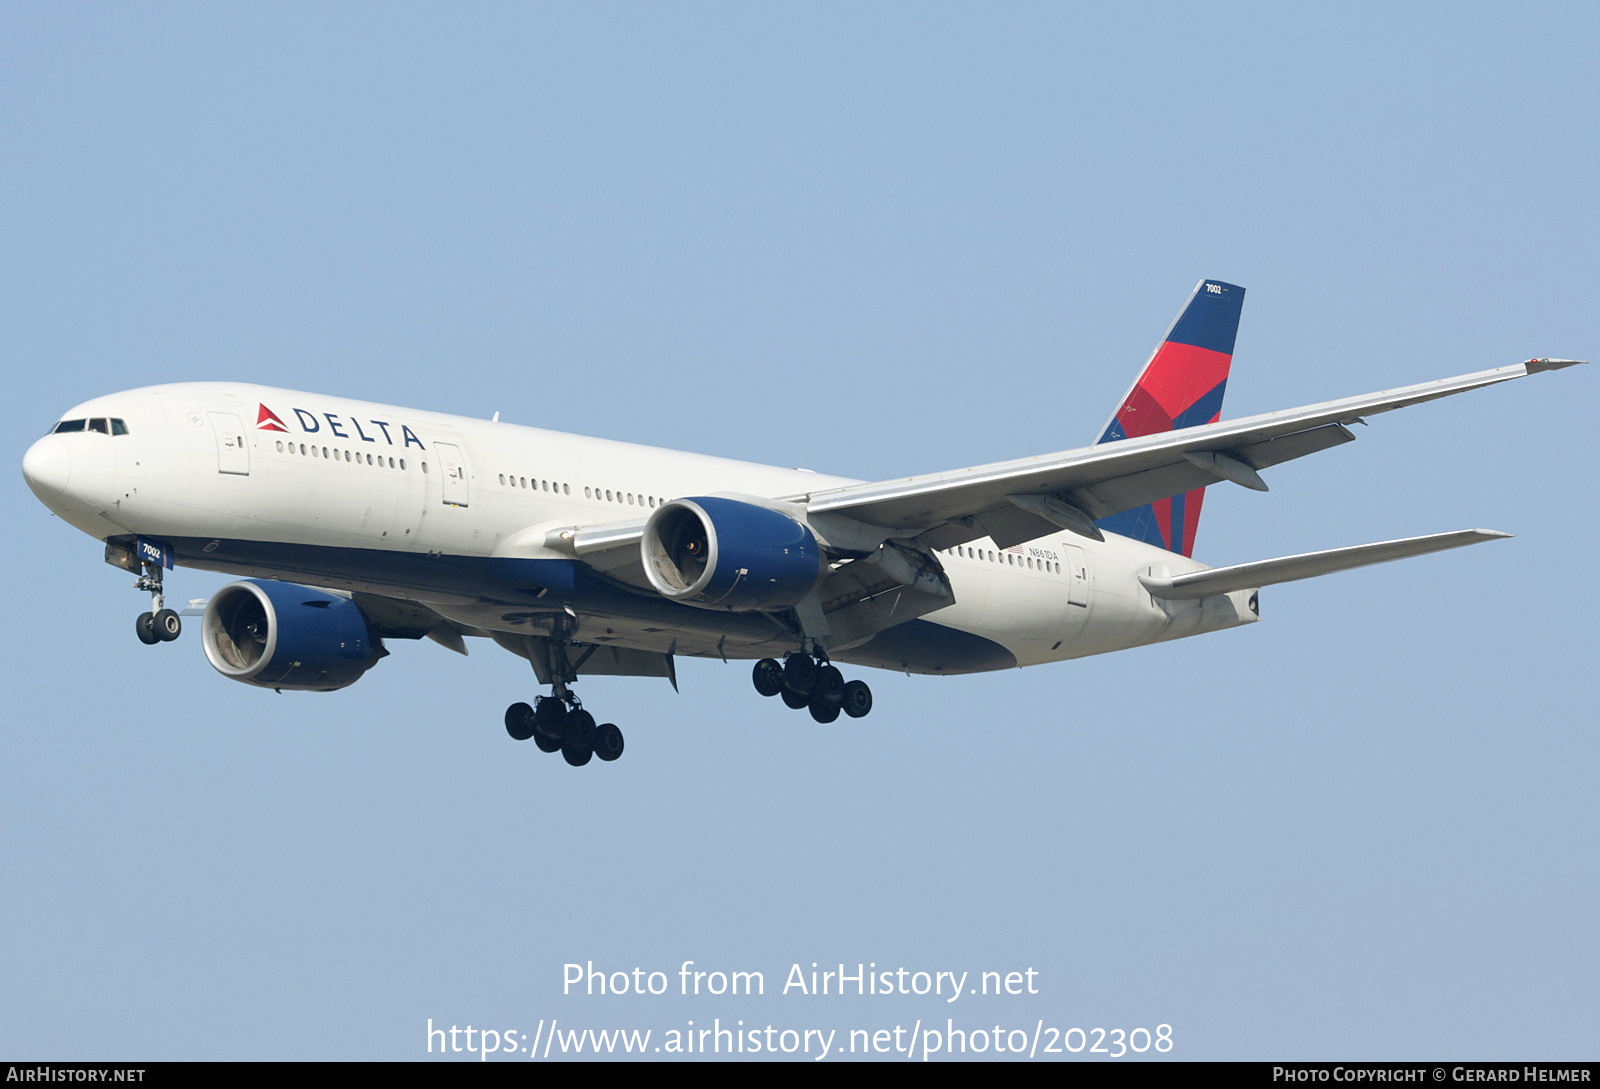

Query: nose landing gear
[133,562,181,645]
[752,652,872,723]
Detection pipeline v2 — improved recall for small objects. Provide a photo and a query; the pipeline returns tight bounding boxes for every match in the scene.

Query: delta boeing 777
[21,281,1583,767]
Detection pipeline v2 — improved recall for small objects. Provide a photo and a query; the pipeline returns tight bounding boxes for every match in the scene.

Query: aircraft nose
[22,435,71,500]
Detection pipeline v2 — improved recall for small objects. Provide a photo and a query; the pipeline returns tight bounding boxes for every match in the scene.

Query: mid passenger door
[1062,544,1089,607]
[433,442,470,508]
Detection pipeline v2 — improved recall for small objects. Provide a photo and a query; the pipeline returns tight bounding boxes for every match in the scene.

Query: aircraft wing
[800,359,1583,550]
[537,359,1581,563]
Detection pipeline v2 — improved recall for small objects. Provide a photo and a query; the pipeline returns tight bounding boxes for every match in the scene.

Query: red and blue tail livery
[1093,279,1245,557]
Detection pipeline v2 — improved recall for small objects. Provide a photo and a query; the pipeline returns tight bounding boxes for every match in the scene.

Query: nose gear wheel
[132,561,181,645]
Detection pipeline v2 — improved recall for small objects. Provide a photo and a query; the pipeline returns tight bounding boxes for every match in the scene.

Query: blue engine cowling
[201,579,383,691]
[642,496,823,610]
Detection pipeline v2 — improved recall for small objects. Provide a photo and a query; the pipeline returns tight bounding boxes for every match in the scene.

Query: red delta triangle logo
[256,404,290,432]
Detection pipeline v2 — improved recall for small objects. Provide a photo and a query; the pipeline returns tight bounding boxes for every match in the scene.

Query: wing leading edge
[539,358,1583,569]
[802,358,1585,551]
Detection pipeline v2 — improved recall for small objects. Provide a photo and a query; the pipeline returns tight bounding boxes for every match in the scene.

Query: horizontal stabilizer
[1139,529,1511,600]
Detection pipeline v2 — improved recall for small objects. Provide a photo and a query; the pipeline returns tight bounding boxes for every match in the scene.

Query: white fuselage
[24,382,1258,675]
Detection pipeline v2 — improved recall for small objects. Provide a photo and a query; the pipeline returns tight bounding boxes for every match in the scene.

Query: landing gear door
[208,412,250,475]
[434,442,470,508]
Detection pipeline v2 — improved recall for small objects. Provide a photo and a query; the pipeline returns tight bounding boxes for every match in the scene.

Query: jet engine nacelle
[201,579,383,691]
[642,496,824,610]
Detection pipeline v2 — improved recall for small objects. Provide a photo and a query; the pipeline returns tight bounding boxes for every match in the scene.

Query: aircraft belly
[163,537,800,657]
[832,619,1017,675]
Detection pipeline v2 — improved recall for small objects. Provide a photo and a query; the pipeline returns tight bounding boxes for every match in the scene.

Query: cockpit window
[50,417,129,435]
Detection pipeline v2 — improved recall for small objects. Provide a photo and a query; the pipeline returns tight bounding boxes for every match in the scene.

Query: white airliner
[21,281,1582,767]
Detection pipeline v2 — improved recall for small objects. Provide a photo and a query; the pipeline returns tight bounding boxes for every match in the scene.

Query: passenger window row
[585,486,667,509]
[276,440,406,471]
[498,473,571,496]
[496,472,665,509]
[940,545,1061,574]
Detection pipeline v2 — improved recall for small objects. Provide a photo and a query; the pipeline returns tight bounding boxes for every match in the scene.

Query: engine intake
[643,497,823,611]
[201,580,383,691]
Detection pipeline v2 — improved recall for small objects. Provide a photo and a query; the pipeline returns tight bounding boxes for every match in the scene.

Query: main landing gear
[502,622,625,767]
[504,695,625,768]
[752,652,872,723]
[133,562,181,646]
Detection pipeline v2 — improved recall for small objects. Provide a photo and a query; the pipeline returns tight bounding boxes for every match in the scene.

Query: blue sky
[3,3,1595,1060]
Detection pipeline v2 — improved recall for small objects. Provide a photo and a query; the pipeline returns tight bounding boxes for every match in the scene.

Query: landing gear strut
[133,562,181,645]
[502,620,625,766]
[752,650,872,723]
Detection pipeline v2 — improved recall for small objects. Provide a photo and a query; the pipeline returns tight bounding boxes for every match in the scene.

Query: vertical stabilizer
[1094,279,1245,556]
